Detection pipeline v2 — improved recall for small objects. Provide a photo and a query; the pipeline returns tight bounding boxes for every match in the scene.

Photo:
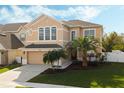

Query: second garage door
[28,51,46,64]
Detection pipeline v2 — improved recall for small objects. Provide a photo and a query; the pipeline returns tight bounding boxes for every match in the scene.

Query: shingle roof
[25,44,62,48]
[0,33,24,49]
[62,20,102,28]
[0,23,27,49]
[0,23,27,32]
[11,34,24,49]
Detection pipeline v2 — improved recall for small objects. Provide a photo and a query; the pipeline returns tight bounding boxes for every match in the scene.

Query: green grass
[0,64,21,74]
[28,63,124,88]
[15,86,32,88]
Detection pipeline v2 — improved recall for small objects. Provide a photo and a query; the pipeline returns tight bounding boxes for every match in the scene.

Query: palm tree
[72,37,101,67]
[43,49,67,68]
[65,42,77,60]
[43,50,57,67]
[102,32,123,52]
[55,49,67,66]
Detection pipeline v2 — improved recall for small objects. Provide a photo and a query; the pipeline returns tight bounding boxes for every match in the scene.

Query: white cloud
[0,8,10,22]
[10,6,32,22]
[80,6,101,20]
[0,6,32,23]
[0,5,107,23]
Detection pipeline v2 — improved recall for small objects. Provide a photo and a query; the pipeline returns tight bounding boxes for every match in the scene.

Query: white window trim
[70,30,77,41]
[50,27,52,40]
[51,27,57,40]
[44,27,45,40]
[83,28,96,38]
[44,26,50,40]
[20,33,26,40]
[38,26,57,41]
[19,30,27,41]
[38,27,45,40]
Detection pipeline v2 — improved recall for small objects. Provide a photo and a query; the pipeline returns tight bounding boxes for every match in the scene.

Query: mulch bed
[42,61,108,74]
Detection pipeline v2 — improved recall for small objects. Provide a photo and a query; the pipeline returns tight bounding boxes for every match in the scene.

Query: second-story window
[45,27,50,40]
[84,29,95,37]
[71,31,76,40]
[51,27,56,40]
[39,28,44,40]
[39,27,57,40]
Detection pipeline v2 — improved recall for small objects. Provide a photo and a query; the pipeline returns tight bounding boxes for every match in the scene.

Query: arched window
[20,33,26,41]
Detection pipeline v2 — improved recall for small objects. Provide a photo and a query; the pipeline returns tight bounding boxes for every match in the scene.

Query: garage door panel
[28,51,45,64]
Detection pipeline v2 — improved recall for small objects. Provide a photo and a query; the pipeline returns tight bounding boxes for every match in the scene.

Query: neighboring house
[0,43,7,65]
[0,14,103,65]
[0,23,27,65]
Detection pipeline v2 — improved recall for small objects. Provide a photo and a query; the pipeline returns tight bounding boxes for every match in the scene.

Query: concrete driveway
[0,65,50,82]
[0,64,50,87]
[15,65,50,82]
[0,62,74,88]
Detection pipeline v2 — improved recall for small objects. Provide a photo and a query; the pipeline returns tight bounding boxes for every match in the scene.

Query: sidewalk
[0,81,75,88]
[16,81,75,88]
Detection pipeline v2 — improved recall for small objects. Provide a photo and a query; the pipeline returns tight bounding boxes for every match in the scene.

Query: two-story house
[17,14,103,65]
[0,14,103,65]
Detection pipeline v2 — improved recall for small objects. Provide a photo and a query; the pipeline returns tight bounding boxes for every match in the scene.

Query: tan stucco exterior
[0,51,8,65]
[8,15,103,65]
[8,49,23,64]
[17,15,103,47]
[18,15,64,46]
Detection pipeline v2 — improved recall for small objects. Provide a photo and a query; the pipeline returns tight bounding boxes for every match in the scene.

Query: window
[20,33,26,41]
[51,27,56,40]
[84,29,95,37]
[39,28,44,40]
[71,31,76,40]
[45,27,50,40]
[39,27,57,40]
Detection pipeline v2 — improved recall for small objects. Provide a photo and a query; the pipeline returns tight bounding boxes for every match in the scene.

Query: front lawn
[28,62,124,88]
[0,64,21,74]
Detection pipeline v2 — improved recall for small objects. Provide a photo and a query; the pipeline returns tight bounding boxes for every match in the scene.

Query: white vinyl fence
[106,50,124,62]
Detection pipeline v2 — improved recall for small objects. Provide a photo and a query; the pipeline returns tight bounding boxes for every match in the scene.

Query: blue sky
[0,5,124,34]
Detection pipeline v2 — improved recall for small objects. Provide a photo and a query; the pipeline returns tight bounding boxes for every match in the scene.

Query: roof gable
[11,34,24,49]
[0,33,24,49]
[24,14,63,29]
